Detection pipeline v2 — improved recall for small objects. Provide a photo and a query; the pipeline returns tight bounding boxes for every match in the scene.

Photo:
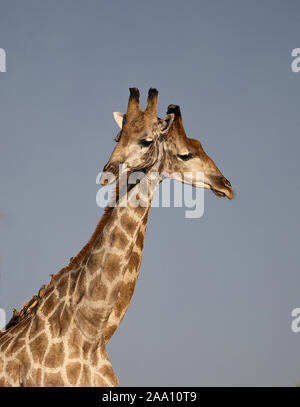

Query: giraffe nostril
[224,178,231,187]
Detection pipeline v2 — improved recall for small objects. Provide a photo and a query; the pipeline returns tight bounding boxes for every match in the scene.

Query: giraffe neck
[103,206,150,343]
[72,176,157,343]
[0,180,155,387]
[103,163,168,342]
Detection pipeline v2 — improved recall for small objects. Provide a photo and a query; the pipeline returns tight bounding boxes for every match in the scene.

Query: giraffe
[103,103,234,343]
[0,90,234,387]
[0,88,176,387]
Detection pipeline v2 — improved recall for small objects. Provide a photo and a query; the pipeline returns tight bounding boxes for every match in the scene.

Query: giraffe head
[100,87,174,185]
[162,104,234,199]
[102,91,233,199]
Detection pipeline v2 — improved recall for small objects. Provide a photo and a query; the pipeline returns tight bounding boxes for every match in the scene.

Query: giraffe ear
[113,112,126,129]
[158,113,175,136]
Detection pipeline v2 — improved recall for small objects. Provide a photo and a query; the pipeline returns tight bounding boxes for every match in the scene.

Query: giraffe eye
[140,139,153,147]
[178,153,193,161]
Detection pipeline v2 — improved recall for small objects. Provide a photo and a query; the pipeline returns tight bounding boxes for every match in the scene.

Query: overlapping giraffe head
[162,104,234,199]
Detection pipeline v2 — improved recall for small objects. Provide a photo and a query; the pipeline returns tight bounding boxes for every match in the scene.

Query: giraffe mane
[3,183,121,332]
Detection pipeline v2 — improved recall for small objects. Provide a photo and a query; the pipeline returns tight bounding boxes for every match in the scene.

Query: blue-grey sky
[1,0,300,386]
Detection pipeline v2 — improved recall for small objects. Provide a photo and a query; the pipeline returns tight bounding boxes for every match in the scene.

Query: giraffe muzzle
[209,175,234,199]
